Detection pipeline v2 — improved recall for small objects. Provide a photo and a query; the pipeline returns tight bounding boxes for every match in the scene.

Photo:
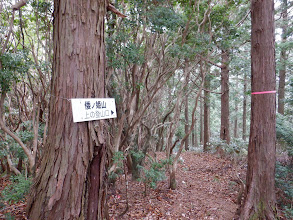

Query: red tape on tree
[251,90,276,95]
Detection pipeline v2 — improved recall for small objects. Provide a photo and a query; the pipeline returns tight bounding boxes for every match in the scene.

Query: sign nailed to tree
[71,98,117,123]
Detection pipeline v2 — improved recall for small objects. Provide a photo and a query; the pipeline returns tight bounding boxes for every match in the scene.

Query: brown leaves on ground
[0,176,27,220]
[0,152,246,219]
[107,152,246,220]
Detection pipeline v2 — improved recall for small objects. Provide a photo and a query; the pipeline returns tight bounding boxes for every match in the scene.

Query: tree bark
[220,50,230,144]
[203,76,210,152]
[234,98,238,139]
[184,94,189,151]
[27,1,108,219]
[277,0,288,115]
[192,121,198,148]
[0,158,6,173]
[234,75,239,139]
[242,72,247,141]
[240,0,276,219]
[200,94,203,145]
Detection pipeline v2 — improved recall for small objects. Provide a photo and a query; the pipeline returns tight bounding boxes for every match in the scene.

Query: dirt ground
[0,152,247,220]
[107,152,246,220]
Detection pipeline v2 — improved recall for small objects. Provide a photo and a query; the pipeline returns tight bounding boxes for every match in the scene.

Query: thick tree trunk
[240,0,276,219]
[220,50,230,144]
[27,1,108,219]
[277,0,288,115]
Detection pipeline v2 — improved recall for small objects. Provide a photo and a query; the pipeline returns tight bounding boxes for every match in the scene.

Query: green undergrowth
[207,137,248,156]
[275,162,293,219]
[0,174,32,204]
[138,155,172,196]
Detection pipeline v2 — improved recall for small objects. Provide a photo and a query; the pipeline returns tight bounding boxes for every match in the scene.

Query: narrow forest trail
[0,152,245,219]
[108,152,246,220]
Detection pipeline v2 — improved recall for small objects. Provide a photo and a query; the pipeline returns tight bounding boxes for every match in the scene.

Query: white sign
[71,98,117,123]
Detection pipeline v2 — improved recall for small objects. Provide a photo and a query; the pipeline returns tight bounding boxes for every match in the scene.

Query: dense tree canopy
[0,0,292,219]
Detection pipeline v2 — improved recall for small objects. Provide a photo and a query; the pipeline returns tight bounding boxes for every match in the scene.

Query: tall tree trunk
[169,76,204,190]
[192,119,198,148]
[184,95,189,151]
[156,126,164,152]
[220,50,230,144]
[240,0,276,219]
[27,1,108,219]
[234,98,238,139]
[184,60,190,151]
[277,0,288,115]
[234,75,239,139]
[192,129,195,147]
[200,94,203,145]
[242,72,247,141]
[203,76,210,152]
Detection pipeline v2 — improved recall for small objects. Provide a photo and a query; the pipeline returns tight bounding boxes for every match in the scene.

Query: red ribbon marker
[251,90,276,95]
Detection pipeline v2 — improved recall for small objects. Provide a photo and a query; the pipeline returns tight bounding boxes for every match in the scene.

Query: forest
[0,0,292,219]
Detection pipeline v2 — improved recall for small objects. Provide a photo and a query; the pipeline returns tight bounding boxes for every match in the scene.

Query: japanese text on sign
[71,98,117,123]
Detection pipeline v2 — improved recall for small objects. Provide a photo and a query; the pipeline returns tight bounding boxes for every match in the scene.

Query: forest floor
[1,151,286,219]
[107,152,246,220]
[0,151,246,219]
[0,176,27,219]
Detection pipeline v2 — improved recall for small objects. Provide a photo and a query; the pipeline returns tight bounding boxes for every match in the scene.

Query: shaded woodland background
[0,0,292,219]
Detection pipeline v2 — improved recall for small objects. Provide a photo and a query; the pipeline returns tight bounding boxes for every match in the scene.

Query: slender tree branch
[1,11,15,54]
[11,0,27,10]
[107,4,127,18]
[0,93,34,170]
[197,53,224,69]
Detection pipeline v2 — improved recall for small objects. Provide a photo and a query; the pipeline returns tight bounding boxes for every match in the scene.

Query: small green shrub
[283,205,293,219]
[109,151,125,184]
[208,137,248,156]
[276,114,293,159]
[112,151,125,168]
[1,174,32,204]
[4,213,15,220]
[138,156,172,195]
[130,150,145,163]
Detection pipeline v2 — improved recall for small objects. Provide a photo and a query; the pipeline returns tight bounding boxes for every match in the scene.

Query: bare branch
[1,11,15,54]
[197,53,223,69]
[12,0,27,10]
[107,4,127,18]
